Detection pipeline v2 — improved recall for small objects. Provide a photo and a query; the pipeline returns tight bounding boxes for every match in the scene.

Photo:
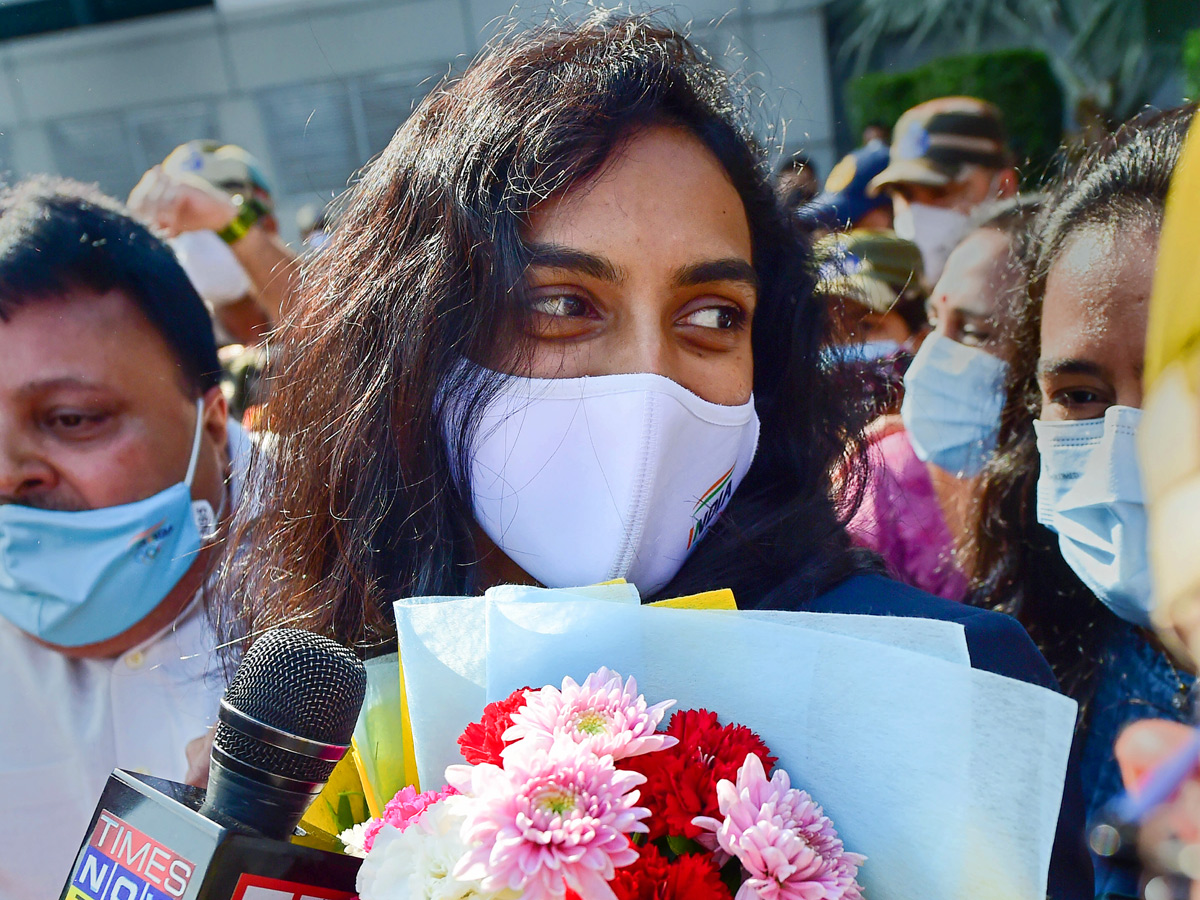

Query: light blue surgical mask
[1034,406,1152,626]
[901,332,1009,477]
[820,340,904,368]
[0,400,219,647]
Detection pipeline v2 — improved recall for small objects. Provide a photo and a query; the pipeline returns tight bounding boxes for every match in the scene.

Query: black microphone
[203,628,367,839]
[59,629,368,900]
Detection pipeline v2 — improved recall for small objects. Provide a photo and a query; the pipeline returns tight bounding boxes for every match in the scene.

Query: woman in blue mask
[222,17,1089,895]
[968,106,1195,899]
[848,197,1039,601]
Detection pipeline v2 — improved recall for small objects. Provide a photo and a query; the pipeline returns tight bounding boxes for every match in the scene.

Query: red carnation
[625,708,776,841]
[599,842,731,900]
[456,686,532,765]
[661,851,732,899]
[607,841,671,900]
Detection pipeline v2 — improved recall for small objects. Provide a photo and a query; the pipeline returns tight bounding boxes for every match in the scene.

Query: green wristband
[217,195,268,244]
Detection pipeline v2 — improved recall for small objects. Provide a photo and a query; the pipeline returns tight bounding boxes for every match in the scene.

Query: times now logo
[67,810,194,900]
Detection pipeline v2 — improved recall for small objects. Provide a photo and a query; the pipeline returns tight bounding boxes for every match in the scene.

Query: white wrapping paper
[394,584,640,787]
[736,609,971,666]
[395,591,1075,900]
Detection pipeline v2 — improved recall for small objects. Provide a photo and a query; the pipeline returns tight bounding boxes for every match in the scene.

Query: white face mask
[454,368,760,596]
[893,202,970,286]
[1034,406,1153,626]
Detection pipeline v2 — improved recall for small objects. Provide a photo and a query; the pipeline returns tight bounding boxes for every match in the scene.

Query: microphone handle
[200,757,320,841]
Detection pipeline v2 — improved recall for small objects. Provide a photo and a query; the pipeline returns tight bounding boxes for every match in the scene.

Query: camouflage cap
[815,230,925,314]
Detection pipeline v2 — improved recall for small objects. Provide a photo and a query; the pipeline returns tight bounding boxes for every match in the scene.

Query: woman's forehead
[1041,222,1158,366]
[523,125,752,266]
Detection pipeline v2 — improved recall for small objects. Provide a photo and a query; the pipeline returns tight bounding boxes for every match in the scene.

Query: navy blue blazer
[756,572,1092,900]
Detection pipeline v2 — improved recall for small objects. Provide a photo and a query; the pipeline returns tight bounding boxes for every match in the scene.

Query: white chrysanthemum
[338,821,372,859]
[356,801,519,900]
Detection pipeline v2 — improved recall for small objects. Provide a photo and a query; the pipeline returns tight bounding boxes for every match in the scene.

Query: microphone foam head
[215,629,367,785]
[224,629,367,744]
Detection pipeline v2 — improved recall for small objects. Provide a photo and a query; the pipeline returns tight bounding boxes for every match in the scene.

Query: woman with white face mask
[967,106,1195,900]
[848,198,1037,601]
[219,18,1088,894]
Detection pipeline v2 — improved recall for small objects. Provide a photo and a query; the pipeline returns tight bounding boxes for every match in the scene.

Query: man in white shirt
[0,177,248,899]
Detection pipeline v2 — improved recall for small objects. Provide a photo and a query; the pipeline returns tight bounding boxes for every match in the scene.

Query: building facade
[0,0,836,239]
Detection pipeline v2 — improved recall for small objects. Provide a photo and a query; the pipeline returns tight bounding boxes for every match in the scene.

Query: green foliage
[847,49,1064,180]
[834,0,1051,72]
[833,0,1200,126]
[1186,30,1200,100]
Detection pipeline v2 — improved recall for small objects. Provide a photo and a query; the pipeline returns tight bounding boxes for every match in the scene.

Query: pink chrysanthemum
[693,754,865,900]
[380,784,460,830]
[503,667,678,761]
[445,738,650,900]
[341,783,459,857]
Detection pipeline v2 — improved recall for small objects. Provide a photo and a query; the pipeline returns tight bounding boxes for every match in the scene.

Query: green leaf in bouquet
[665,834,705,857]
[324,790,369,833]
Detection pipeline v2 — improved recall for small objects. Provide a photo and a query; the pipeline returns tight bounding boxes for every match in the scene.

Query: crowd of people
[3,9,1199,900]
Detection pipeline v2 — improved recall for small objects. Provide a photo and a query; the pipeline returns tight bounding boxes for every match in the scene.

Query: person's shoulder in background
[847,422,969,603]
[764,570,1056,689]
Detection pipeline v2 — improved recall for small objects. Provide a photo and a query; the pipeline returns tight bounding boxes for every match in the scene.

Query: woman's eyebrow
[673,258,759,290]
[1036,358,1108,380]
[526,242,624,283]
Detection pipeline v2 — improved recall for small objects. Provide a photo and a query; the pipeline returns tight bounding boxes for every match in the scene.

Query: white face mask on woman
[451,366,760,596]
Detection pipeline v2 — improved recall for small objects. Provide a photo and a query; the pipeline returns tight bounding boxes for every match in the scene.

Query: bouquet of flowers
[342,667,864,900]
[332,584,1077,900]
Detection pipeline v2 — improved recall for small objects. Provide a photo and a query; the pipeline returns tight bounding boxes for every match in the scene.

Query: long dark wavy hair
[966,107,1192,704]
[222,12,871,653]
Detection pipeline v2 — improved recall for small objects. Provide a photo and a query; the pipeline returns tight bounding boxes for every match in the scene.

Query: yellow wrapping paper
[651,588,737,610]
[1140,114,1200,664]
[298,746,370,837]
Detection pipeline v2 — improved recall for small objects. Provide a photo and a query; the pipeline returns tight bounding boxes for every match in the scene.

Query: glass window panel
[47,113,136,198]
[257,80,358,195]
[354,69,440,159]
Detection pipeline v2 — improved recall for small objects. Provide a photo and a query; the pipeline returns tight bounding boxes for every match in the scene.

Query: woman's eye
[525,290,601,340]
[530,294,591,318]
[959,329,992,347]
[682,305,744,330]
[955,317,997,347]
[1049,387,1108,412]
